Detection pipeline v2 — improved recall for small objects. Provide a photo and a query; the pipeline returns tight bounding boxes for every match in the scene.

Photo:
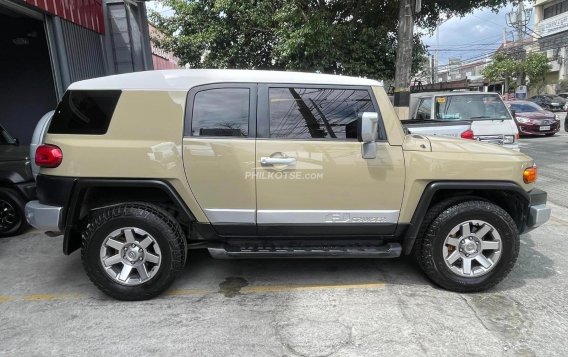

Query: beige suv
[25,70,550,300]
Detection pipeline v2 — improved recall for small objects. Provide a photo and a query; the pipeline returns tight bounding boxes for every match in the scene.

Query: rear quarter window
[48,90,121,135]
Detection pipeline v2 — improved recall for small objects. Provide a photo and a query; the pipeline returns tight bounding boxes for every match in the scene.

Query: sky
[147,1,536,69]
[421,2,536,68]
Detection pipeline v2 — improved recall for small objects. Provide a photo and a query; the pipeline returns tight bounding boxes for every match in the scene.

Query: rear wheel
[0,188,27,238]
[81,203,187,300]
[415,200,519,292]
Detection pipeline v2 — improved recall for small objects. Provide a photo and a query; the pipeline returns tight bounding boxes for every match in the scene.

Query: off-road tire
[0,187,28,238]
[81,202,187,300]
[415,200,519,292]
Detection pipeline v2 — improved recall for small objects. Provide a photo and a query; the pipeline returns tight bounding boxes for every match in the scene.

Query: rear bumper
[523,189,551,233]
[24,200,63,233]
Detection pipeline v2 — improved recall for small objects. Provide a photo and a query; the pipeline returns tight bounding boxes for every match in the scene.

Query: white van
[409,92,519,151]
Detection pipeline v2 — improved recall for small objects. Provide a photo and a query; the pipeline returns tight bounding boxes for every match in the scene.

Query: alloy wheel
[99,227,162,286]
[442,220,502,277]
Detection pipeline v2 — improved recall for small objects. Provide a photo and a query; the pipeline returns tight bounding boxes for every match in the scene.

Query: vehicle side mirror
[358,112,379,143]
[358,112,379,159]
[12,138,19,146]
[510,109,516,118]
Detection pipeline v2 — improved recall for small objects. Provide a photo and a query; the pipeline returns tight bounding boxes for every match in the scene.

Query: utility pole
[506,1,532,42]
[393,0,419,119]
[506,1,533,86]
[435,24,440,80]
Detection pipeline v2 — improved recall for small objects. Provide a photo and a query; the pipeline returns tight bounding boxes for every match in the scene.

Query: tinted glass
[417,99,432,119]
[269,88,374,139]
[434,94,511,121]
[510,102,543,113]
[192,88,249,137]
[48,90,121,135]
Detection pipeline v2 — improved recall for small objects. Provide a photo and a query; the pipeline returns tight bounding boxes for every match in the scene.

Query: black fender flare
[61,178,196,255]
[401,181,529,255]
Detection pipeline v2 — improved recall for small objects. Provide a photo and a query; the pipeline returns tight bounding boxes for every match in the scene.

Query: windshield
[434,94,511,121]
[509,102,543,113]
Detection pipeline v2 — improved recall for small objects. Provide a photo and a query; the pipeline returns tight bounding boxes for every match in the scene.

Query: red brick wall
[20,0,104,33]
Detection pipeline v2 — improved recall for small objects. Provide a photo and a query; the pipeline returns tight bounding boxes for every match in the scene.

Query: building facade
[149,24,180,70]
[0,0,153,144]
[534,0,568,93]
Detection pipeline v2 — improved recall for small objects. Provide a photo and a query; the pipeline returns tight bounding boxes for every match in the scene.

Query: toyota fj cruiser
[25,70,551,300]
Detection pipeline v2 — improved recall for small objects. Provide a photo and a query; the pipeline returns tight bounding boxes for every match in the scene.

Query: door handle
[260,157,296,166]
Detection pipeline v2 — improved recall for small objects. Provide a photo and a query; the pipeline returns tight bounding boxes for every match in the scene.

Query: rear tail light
[35,144,63,168]
[460,129,474,140]
[523,165,537,184]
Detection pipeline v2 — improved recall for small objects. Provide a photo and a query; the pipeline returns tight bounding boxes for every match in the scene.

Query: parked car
[26,69,550,300]
[0,124,35,237]
[557,93,568,99]
[528,95,567,112]
[505,100,560,136]
[408,92,519,150]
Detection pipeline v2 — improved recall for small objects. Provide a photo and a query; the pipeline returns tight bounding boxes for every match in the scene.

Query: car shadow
[172,234,555,294]
[1,231,553,298]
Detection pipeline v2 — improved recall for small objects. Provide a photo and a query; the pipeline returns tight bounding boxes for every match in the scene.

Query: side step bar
[208,243,401,259]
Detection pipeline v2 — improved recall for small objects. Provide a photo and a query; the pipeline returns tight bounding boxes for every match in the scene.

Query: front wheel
[415,200,519,292]
[81,203,187,300]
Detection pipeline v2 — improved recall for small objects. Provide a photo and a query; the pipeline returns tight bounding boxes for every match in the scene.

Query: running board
[207,243,401,259]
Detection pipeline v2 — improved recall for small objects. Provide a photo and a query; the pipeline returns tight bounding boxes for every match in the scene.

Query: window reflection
[269,88,374,139]
[192,88,249,137]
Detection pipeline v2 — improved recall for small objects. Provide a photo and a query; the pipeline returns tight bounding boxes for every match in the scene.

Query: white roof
[68,69,382,91]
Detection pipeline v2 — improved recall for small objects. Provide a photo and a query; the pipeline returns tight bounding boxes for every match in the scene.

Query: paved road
[519,114,568,206]
[1,129,568,356]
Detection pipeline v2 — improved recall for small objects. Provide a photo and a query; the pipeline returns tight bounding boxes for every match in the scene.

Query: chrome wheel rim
[99,228,162,286]
[443,220,502,277]
[0,199,18,233]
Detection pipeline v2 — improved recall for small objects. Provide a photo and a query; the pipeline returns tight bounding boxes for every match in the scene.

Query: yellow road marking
[0,295,14,303]
[241,282,385,293]
[164,288,210,296]
[23,293,81,301]
[0,282,385,302]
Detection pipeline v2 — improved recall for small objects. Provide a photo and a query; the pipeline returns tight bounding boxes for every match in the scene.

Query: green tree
[150,0,513,80]
[482,52,551,93]
[522,52,551,92]
[482,52,519,91]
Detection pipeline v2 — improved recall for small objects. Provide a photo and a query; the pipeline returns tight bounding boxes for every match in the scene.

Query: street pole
[506,1,532,86]
[393,0,415,119]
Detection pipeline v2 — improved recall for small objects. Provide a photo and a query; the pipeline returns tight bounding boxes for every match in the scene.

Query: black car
[529,95,567,112]
[0,124,35,237]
